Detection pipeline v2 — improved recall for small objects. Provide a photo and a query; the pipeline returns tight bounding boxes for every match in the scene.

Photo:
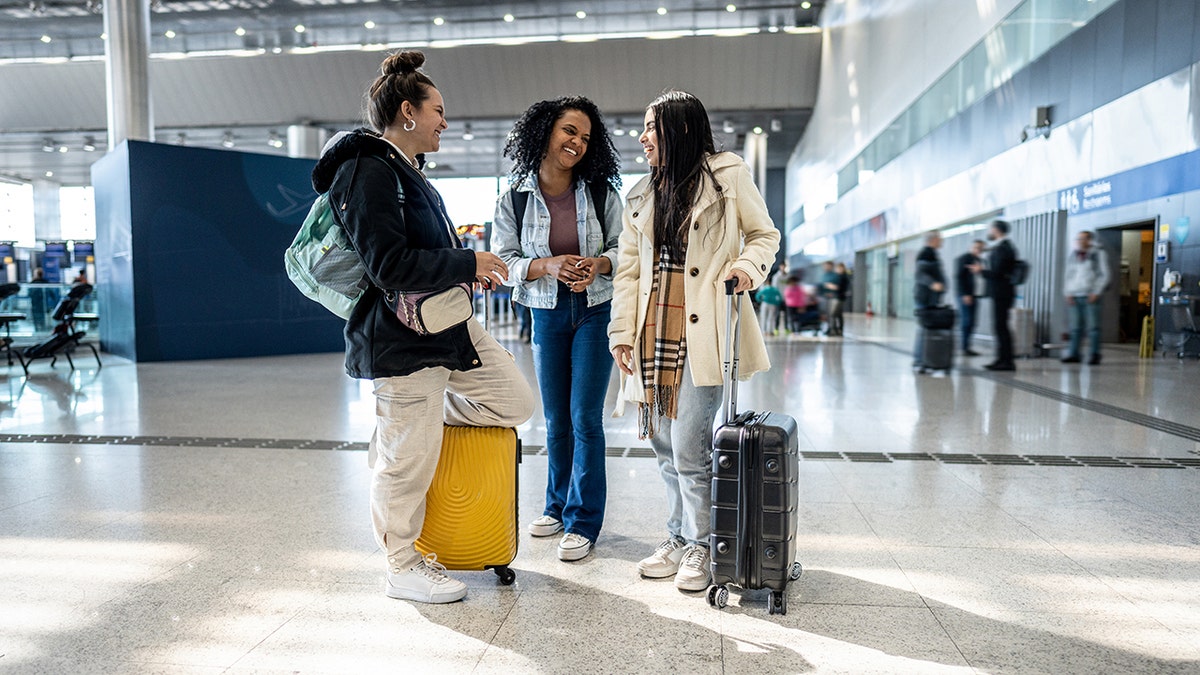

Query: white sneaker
[674,545,711,592]
[637,537,687,578]
[385,554,467,604]
[529,515,563,537]
[557,533,593,561]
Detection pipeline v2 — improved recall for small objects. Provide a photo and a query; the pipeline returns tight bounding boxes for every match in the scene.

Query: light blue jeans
[1067,296,1102,358]
[647,359,723,548]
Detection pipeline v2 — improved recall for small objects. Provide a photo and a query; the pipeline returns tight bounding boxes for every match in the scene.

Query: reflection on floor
[2,316,1198,673]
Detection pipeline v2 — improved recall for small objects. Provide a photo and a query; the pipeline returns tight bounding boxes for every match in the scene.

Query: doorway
[1096,220,1155,343]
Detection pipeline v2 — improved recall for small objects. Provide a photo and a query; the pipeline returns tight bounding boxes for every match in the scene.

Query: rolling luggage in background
[921,327,954,371]
[1011,307,1036,357]
[415,424,521,585]
[708,280,803,616]
[918,305,956,330]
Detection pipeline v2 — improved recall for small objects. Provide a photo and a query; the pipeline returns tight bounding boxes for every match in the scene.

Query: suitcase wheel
[789,562,803,581]
[769,590,787,616]
[706,585,729,609]
[493,566,516,586]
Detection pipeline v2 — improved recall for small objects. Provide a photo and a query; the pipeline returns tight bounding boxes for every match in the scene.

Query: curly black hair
[503,96,621,191]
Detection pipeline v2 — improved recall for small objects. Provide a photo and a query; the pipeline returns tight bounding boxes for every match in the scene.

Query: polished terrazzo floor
[2,315,1198,674]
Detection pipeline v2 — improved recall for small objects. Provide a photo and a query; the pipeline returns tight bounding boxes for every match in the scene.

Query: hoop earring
[402,118,416,132]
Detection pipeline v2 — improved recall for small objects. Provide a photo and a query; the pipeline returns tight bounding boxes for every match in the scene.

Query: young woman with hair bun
[310,50,534,605]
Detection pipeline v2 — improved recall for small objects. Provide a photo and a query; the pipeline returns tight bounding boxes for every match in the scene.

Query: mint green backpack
[283,192,369,320]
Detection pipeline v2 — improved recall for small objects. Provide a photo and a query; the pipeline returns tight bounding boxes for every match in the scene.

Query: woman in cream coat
[608,90,779,593]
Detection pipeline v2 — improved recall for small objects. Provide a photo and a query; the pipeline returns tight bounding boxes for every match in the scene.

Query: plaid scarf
[639,239,689,439]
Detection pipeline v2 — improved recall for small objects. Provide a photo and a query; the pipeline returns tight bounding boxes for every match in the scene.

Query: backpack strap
[508,181,611,253]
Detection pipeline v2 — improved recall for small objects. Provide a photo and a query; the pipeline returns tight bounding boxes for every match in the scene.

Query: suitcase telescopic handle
[722,278,743,425]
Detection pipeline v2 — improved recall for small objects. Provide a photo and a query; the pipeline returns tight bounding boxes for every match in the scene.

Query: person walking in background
[783,276,807,334]
[912,232,946,373]
[755,282,783,336]
[955,240,985,356]
[1061,230,1110,365]
[818,261,839,335]
[490,96,624,562]
[609,90,779,594]
[982,219,1018,371]
[826,262,850,336]
[312,50,535,605]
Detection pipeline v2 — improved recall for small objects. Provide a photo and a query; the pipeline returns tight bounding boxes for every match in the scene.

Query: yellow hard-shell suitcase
[415,425,520,585]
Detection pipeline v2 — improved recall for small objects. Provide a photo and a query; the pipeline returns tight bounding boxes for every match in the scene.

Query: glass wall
[838,0,1121,198]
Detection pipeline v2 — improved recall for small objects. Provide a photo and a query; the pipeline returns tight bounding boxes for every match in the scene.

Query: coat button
[689,314,699,323]
[693,224,699,230]
[472,359,479,365]
[761,263,767,271]
[632,211,639,218]
[689,267,699,277]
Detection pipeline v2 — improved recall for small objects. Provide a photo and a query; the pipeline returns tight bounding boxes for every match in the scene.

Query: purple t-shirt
[543,186,580,257]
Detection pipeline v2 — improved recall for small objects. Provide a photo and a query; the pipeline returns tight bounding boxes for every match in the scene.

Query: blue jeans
[648,359,723,547]
[1067,296,1102,358]
[959,298,976,351]
[530,284,612,542]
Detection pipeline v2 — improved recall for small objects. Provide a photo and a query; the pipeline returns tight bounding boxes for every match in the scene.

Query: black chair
[15,283,101,376]
[0,283,26,366]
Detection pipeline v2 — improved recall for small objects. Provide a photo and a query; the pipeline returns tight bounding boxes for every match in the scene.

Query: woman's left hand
[725,269,753,294]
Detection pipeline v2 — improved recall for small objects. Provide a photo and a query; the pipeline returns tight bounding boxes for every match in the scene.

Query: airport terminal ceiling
[0,0,824,185]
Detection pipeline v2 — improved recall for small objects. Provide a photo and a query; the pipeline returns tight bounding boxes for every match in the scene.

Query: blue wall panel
[93,141,346,362]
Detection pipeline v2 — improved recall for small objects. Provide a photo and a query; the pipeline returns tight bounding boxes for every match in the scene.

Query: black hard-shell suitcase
[921,327,954,371]
[918,305,956,330]
[707,280,803,615]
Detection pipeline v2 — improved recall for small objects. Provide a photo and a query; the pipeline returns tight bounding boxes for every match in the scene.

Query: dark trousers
[992,295,1014,364]
[958,298,976,351]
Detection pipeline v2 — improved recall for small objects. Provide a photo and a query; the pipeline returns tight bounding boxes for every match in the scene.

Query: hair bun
[382,50,425,77]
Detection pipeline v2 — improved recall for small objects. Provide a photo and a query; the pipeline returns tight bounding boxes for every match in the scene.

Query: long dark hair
[648,90,721,259]
[503,96,622,192]
[366,50,437,132]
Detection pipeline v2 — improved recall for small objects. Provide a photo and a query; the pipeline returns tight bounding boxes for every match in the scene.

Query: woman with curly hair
[491,96,623,562]
[609,90,778,592]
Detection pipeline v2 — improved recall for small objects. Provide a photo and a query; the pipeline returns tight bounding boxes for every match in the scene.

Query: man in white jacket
[1061,230,1111,365]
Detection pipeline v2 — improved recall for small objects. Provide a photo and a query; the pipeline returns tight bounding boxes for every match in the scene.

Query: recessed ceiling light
[657,7,667,15]
[427,161,438,169]
[433,17,445,26]
[503,13,514,22]
[164,30,176,38]
[364,20,376,29]
[635,156,645,164]
[234,27,246,36]
[462,124,475,141]
[294,24,305,33]
[628,129,638,137]
[100,32,107,40]
[271,47,282,53]
[83,136,97,152]
[576,10,586,19]
[45,171,54,177]
[801,1,811,8]
[726,4,737,12]
[58,145,69,153]
[752,126,764,135]
[221,131,235,148]
[40,35,51,43]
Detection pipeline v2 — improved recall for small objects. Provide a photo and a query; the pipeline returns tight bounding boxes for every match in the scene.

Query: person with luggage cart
[609,90,780,593]
[491,96,624,562]
[312,51,535,605]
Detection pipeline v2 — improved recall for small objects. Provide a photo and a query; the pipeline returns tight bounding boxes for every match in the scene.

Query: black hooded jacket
[311,128,479,379]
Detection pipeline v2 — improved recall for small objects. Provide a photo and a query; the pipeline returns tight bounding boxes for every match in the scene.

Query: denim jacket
[491,177,623,309]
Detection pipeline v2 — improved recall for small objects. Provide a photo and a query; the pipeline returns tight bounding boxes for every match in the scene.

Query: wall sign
[1058,149,1200,216]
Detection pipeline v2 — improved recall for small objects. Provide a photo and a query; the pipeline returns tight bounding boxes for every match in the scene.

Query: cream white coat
[608,152,780,412]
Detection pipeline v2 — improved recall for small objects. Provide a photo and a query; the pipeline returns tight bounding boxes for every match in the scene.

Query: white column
[742,132,769,193]
[32,180,61,241]
[287,125,328,159]
[103,0,153,148]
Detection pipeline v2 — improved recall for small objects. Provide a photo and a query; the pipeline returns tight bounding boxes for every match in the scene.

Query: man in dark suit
[982,220,1017,371]
[955,240,985,356]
